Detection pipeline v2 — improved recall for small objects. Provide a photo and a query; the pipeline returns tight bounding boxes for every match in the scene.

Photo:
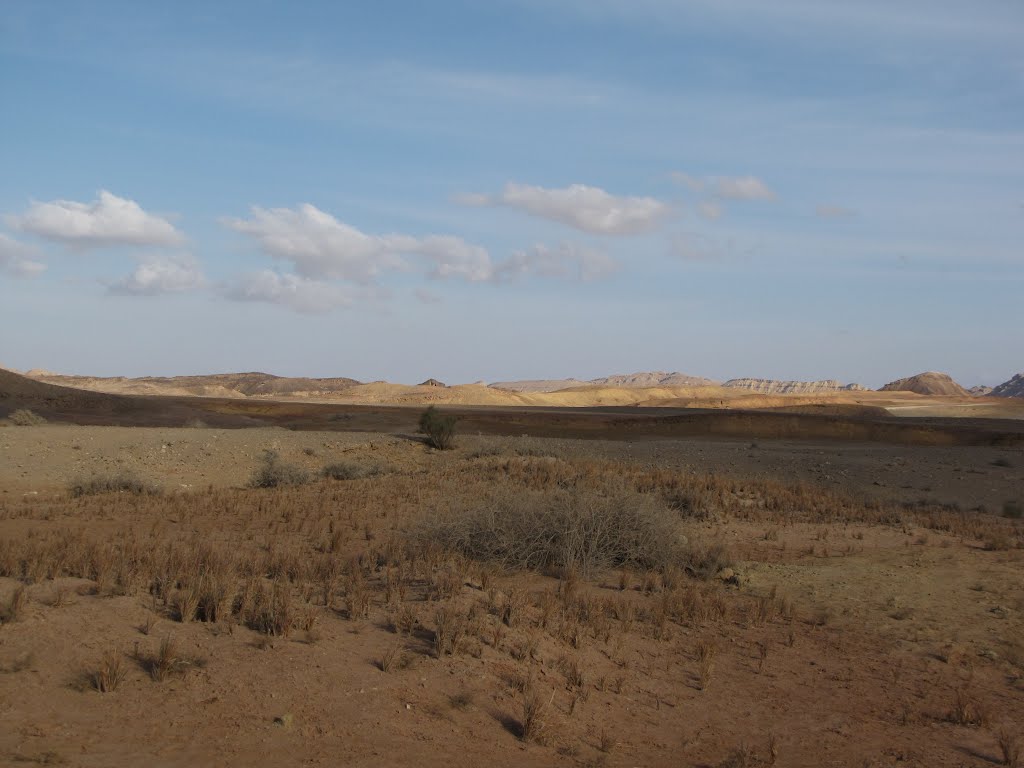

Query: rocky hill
[968,385,993,397]
[878,372,968,397]
[990,373,1024,398]
[723,378,866,395]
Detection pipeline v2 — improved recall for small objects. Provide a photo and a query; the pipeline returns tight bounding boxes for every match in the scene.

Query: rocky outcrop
[418,378,447,388]
[588,372,717,388]
[491,371,715,393]
[991,373,1024,398]
[968,385,994,397]
[722,379,865,395]
[879,372,967,397]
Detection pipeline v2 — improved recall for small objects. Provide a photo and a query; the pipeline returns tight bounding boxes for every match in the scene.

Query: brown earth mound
[879,371,968,397]
[27,371,363,399]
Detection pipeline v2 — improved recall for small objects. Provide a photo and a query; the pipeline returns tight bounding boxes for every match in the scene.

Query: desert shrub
[68,473,162,498]
[418,406,457,450]
[248,450,309,489]
[1002,500,1022,520]
[321,462,365,481]
[8,409,46,426]
[414,484,692,577]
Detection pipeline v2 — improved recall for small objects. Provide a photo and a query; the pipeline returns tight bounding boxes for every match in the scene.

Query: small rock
[274,713,293,730]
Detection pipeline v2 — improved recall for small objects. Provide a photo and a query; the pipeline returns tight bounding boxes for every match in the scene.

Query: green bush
[248,450,309,489]
[418,406,457,450]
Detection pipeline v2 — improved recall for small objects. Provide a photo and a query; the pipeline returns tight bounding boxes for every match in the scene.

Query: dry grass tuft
[520,681,553,744]
[998,729,1021,768]
[89,649,126,693]
[139,635,203,682]
[68,473,161,498]
[1,584,29,623]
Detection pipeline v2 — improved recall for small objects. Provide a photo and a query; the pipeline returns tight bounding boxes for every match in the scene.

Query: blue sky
[1,0,1021,387]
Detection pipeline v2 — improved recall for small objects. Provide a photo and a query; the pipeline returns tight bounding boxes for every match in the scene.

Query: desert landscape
[1,366,1022,767]
[3,3,1022,766]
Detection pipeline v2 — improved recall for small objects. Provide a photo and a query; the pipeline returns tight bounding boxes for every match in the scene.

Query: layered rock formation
[491,371,714,393]
[722,379,866,395]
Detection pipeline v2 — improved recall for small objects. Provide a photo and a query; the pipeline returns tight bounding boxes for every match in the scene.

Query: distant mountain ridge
[25,371,362,399]
[491,371,716,393]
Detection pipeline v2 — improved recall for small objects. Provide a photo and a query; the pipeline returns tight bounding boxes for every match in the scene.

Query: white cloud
[223,203,492,283]
[0,233,46,277]
[222,270,354,314]
[10,190,184,248]
[492,243,617,282]
[816,204,856,218]
[670,233,751,262]
[672,173,776,202]
[465,182,670,235]
[711,176,776,201]
[108,256,205,295]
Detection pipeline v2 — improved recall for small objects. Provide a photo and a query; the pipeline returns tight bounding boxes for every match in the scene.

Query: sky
[1,0,1021,388]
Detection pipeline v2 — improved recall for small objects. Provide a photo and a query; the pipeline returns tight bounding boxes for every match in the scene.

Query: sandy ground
[2,425,1021,513]
[1,426,1021,767]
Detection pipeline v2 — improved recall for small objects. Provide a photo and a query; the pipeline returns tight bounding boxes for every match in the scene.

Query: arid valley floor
[1,375,1023,767]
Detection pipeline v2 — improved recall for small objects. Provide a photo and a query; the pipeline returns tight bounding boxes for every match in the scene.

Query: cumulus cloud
[492,243,617,282]
[222,270,355,313]
[10,190,184,248]
[108,256,205,296]
[223,204,492,283]
[0,233,46,277]
[816,204,856,218]
[464,182,670,235]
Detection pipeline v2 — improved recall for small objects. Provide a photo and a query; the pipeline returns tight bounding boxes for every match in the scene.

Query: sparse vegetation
[0,429,1021,764]
[418,406,457,450]
[68,473,161,498]
[90,649,126,693]
[1,585,28,623]
[321,461,367,481]
[8,408,46,426]
[248,450,310,489]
